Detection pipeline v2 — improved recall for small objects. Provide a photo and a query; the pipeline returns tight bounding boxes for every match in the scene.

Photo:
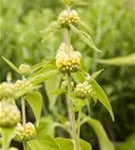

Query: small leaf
[2,57,20,74]
[90,79,114,121]
[91,69,104,79]
[98,53,135,66]
[87,118,115,150]
[70,25,101,52]
[25,92,43,126]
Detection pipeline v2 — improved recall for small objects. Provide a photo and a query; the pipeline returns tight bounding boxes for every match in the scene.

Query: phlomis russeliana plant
[0,0,115,150]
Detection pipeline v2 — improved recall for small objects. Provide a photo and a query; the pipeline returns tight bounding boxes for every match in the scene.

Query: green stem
[21,98,26,150]
[67,73,80,150]
[21,98,26,126]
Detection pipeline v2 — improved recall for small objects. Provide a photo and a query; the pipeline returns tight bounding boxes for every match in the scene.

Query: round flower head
[58,10,80,28]
[14,122,36,142]
[14,79,32,91]
[56,43,82,73]
[0,102,20,128]
[19,64,31,76]
[74,81,92,99]
[0,82,15,99]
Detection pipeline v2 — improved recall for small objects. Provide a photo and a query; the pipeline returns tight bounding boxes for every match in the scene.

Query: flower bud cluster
[14,80,32,91]
[56,43,81,73]
[19,64,31,76]
[0,82,15,99]
[58,10,80,28]
[14,122,36,142]
[0,102,20,128]
[74,81,92,99]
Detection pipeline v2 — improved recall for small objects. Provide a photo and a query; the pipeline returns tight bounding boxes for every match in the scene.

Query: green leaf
[36,116,55,137]
[72,72,85,83]
[98,53,135,66]
[27,135,61,150]
[2,57,20,74]
[1,127,15,150]
[56,138,74,150]
[45,74,61,110]
[87,118,115,150]
[25,92,43,126]
[79,139,92,150]
[70,25,101,52]
[29,69,59,85]
[91,69,104,79]
[56,138,92,150]
[90,79,114,121]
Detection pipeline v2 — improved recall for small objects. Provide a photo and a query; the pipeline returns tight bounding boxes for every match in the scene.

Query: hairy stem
[67,73,80,150]
[21,98,26,126]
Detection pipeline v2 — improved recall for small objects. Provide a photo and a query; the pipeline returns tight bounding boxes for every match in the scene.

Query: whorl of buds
[19,64,31,76]
[0,82,15,99]
[14,122,36,142]
[0,102,20,128]
[74,81,92,99]
[56,43,82,73]
[14,80,32,91]
[58,10,80,28]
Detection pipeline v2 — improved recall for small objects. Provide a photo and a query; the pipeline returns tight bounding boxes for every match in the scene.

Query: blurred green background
[0,0,135,150]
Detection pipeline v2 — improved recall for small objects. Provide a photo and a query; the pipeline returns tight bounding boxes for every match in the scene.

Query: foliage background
[0,0,135,149]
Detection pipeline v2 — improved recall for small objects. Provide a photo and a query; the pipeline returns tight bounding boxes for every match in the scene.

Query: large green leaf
[87,118,115,150]
[98,53,135,66]
[2,57,20,74]
[27,135,61,150]
[56,138,92,150]
[90,79,114,121]
[25,92,43,126]
[70,25,101,52]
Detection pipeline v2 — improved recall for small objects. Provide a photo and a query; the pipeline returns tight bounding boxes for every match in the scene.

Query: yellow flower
[56,43,82,73]
[58,10,80,28]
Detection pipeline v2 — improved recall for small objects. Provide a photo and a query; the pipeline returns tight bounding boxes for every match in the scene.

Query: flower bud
[0,82,15,99]
[14,122,36,142]
[14,80,32,91]
[58,10,80,28]
[0,102,20,128]
[56,43,82,73]
[19,64,31,76]
[74,81,92,99]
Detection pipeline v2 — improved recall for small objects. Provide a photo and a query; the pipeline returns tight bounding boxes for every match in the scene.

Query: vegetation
[0,0,135,150]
